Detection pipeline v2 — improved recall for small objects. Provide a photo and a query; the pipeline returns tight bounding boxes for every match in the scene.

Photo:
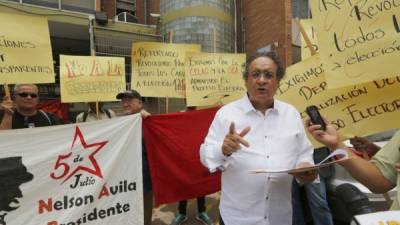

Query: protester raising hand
[0,95,14,115]
[1,84,61,130]
[222,122,250,156]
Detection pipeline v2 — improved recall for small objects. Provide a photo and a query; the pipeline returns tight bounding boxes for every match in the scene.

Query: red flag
[143,107,221,206]
[37,99,70,123]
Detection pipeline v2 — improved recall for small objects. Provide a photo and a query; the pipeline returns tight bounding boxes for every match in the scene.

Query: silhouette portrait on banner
[0,157,33,225]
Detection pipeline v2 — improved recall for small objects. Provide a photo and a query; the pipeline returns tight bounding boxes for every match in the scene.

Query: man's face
[121,97,143,115]
[245,56,279,110]
[14,85,39,110]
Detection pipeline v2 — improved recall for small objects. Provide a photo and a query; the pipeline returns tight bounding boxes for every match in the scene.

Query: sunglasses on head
[17,92,38,98]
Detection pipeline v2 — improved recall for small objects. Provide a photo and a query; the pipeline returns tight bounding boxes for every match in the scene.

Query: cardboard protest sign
[60,55,125,103]
[276,54,400,146]
[131,42,201,98]
[0,13,54,84]
[352,211,400,225]
[0,115,143,225]
[300,19,319,60]
[310,1,400,88]
[185,52,246,107]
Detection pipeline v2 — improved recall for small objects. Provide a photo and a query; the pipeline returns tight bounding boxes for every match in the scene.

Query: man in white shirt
[200,52,317,225]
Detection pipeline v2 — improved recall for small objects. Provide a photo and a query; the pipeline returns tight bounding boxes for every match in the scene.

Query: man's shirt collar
[240,93,281,114]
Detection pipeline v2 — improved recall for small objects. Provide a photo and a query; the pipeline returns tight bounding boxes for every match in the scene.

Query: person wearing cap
[0,84,61,130]
[0,156,33,225]
[116,89,152,225]
[116,90,150,117]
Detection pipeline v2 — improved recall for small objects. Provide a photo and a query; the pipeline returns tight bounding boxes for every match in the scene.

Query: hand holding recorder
[305,105,344,150]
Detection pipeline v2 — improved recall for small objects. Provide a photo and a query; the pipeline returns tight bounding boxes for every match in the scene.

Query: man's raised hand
[222,122,251,156]
[0,96,14,115]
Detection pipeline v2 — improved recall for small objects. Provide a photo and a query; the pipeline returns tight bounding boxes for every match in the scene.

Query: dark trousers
[178,196,206,215]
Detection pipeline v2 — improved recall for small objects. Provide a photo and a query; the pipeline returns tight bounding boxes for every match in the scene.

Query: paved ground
[152,193,221,225]
[150,192,350,225]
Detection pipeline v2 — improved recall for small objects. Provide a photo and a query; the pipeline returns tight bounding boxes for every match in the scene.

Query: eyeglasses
[249,71,275,79]
[17,92,38,98]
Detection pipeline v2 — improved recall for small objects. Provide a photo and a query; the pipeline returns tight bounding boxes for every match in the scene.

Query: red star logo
[50,126,108,183]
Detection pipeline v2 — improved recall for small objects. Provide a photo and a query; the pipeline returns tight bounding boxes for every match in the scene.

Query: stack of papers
[350,211,400,225]
[250,149,349,174]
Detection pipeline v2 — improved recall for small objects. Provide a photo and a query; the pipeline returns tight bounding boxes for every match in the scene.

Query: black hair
[0,157,33,213]
[242,51,285,81]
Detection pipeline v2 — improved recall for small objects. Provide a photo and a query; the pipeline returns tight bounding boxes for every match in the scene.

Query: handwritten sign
[131,42,201,98]
[185,52,246,107]
[276,54,400,146]
[300,19,319,60]
[352,211,400,225]
[310,1,400,88]
[60,55,125,103]
[0,13,54,84]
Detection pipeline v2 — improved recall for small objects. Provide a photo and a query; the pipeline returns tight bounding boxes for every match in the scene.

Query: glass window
[23,0,58,9]
[292,0,309,19]
[62,0,95,14]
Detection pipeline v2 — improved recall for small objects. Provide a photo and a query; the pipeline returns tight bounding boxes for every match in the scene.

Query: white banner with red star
[0,115,143,225]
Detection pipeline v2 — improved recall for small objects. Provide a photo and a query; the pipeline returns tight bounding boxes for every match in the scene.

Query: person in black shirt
[0,84,61,129]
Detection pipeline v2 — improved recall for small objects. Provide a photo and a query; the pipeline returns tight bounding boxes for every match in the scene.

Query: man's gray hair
[242,51,285,80]
[13,84,38,93]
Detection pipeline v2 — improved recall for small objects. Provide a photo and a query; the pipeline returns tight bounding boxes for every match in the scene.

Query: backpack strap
[82,111,89,122]
[104,109,112,119]
[39,110,52,125]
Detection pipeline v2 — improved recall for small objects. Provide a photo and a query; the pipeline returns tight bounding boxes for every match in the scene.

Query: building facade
[0,0,301,116]
[160,0,235,53]
[237,0,292,66]
[158,0,293,65]
[0,0,163,116]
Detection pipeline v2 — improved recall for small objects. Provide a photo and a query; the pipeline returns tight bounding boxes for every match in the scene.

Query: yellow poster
[0,13,54,84]
[131,42,201,98]
[310,1,400,88]
[300,19,319,60]
[60,55,125,103]
[276,54,400,146]
[185,52,246,107]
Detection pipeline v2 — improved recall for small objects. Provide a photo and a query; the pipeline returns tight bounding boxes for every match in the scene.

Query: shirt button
[266,155,269,159]
[265,196,269,200]
[264,136,267,139]
[264,216,267,220]
[268,177,271,180]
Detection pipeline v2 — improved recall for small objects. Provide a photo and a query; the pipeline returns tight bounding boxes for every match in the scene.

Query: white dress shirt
[200,94,314,225]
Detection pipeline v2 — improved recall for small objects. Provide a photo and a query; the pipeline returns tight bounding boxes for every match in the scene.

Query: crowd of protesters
[1,51,399,225]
